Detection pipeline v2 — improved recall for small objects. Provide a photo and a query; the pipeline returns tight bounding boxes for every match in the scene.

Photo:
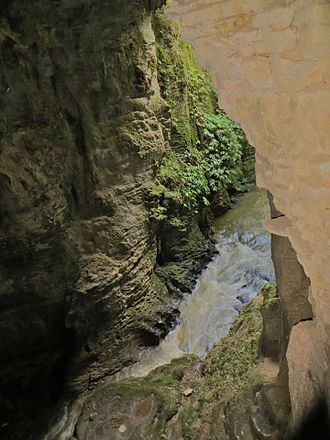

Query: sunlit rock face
[169,0,330,428]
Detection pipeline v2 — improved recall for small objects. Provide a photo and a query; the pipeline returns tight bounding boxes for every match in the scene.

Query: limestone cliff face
[169,0,330,431]
[1,1,241,434]
[0,0,173,411]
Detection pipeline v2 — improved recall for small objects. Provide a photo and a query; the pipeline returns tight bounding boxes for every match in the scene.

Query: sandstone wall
[169,0,330,429]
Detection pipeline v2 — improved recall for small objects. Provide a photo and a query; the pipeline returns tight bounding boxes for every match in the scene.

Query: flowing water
[121,188,275,378]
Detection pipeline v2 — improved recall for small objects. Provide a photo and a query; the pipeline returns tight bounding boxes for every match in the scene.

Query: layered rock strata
[0,0,179,429]
[170,0,330,432]
[0,0,173,405]
[0,1,252,437]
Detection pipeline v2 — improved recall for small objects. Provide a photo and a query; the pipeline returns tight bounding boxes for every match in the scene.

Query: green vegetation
[80,285,278,439]
[80,356,197,439]
[204,283,278,398]
[148,11,254,229]
[176,283,278,438]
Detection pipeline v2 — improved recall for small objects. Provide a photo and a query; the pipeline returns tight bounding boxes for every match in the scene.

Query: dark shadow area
[289,397,330,440]
[0,323,76,440]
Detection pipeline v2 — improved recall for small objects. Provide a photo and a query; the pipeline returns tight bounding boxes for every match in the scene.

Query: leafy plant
[149,10,254,230]
[201,111,246,192]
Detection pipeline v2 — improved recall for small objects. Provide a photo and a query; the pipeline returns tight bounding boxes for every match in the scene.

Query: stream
[121,188,275,378]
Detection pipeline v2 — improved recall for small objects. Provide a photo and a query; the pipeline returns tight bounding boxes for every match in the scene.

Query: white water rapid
[120,188,274,378]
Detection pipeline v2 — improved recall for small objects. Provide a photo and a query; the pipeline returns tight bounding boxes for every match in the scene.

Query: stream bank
[43,284,290,440]
[117,188,274,379]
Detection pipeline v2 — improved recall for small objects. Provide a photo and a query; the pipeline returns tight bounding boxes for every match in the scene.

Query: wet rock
[261,298,282,360]
[230,414,255,440]
[75,380,180,440]
[249,413,277,439]
[258,384,291,430]
[183,388,193,397]
[0,0,170,408]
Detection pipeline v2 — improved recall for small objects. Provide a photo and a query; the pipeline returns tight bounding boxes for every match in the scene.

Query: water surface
[122,188,274,377]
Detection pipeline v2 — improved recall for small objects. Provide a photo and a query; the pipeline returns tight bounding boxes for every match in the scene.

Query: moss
[149,10,254,232]
[180,402,206,439]
[80,356,199,438]
[152,11,215,218]
[179,285,278,438]
[84,280,277,439]
[78,285,278,439]
[261,282,278,303]
[203,297,263,396]
[176,283,278,438]
[156,263,190,293]
[148,354,199,381]
[202,283,277,393]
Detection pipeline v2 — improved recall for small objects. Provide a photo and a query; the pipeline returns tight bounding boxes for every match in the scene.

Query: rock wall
[0,0,173,416]
[0,1,251,436]
[169,0,330,431]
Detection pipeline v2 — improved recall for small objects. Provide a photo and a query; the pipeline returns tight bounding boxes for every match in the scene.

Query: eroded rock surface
[170,0,330,430]
[1,1,251,437]
[0,3,206,435]
[50,285,282,440]
[0,3,180,431]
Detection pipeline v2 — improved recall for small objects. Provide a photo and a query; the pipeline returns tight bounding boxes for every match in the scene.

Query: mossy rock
[149,9,255,230]
[74,356,203,439]
[74,285,278,439]
[175,283,279,439]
